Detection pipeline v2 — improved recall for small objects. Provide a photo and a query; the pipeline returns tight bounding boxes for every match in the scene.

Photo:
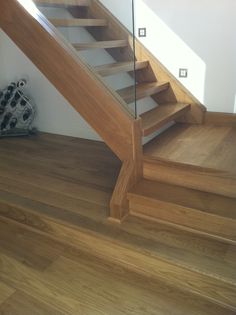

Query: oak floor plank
[1,205,236,311]
[0,220,63,271]
[0,163,111,207]
[0,153,117,192]
[0,290,67,315]
[0,246,233,315]
[0,133,236,312]
[0,177,108,221]
[1,188,235,285]
[0,281,15,305]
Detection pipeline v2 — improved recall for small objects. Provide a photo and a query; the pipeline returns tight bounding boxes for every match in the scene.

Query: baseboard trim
[205,112,236,126]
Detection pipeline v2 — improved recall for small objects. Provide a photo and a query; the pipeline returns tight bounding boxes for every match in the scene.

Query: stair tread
[141,103,191,136]
[128,179,236,220]
[94,60,149,76]
[128,179,236,243]
[49,18,107,27]
[73,39,128,51]
[35,0,90,6]
[0,187,236,311]
[117,82,169,104]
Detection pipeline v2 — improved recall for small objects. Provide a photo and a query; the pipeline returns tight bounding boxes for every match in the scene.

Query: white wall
[101,0,236,113]
[0,28,101,140]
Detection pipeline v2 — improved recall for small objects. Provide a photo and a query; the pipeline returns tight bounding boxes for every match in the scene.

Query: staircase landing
[144,123,236,174]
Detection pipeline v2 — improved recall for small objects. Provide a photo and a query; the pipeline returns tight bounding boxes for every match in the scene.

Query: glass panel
[32,0,137,117]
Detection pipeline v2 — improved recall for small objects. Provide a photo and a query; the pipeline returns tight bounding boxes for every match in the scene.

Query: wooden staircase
[34,0,205,137]
[1,0,236,314]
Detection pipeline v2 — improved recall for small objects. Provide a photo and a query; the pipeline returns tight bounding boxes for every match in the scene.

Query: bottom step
[128,179,236,244]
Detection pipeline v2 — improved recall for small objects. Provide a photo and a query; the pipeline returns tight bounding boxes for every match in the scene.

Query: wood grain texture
[1,207,236,311]
[143,156,236,198]
[0,135,235,311]
[0,291,68,315]
[49,18,107,27]
[110,119,142,221]
[128,179,236,244]
[0,218,63,271]
[205,112,236,126]
[94,60,148,76]
[0,0,135,161]
[141,103,191,136]
[144,123,236,174]
[35,0,90,6]
[73,39,128,50]
[0,222,233,315]
[110,159,135,221]
[117,82,169,104]
[0,281,15,305]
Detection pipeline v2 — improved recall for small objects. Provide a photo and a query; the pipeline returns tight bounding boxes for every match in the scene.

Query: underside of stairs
[0,0,236,314]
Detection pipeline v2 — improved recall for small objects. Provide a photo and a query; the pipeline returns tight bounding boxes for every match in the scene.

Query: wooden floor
[0,133,235,314]
[1,219,235,315]
[144,123,236,173]
[0,133,121,220]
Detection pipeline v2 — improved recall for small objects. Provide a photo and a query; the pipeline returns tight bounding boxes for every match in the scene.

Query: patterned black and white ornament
[0,79,36,137]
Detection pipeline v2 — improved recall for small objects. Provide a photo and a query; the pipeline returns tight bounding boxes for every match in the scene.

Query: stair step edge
[35,0,90,7]
[117,82,170,104]
[94,60,149,76]
[128,193,236,245]
[141,103,191,136]
[73,40,128,51]
[49,18,108,27]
